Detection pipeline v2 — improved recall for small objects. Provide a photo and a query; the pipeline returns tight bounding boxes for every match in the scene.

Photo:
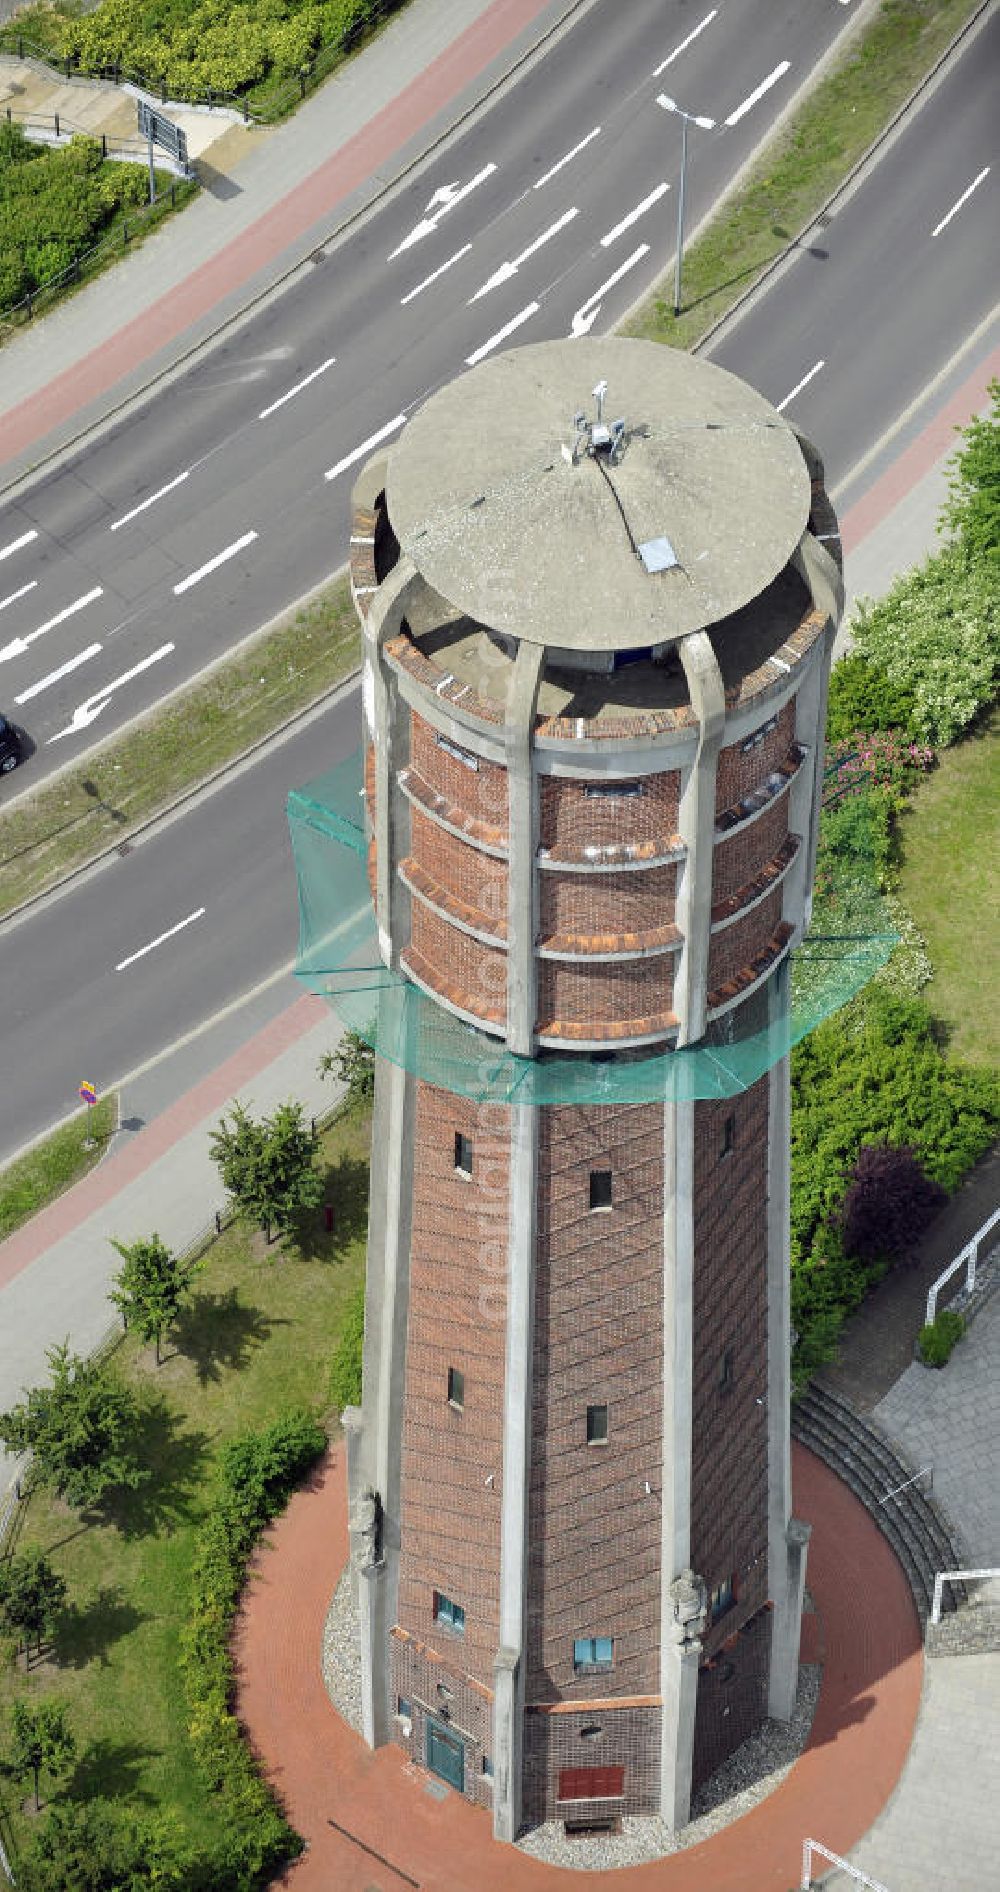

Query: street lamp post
[656,93,715,319]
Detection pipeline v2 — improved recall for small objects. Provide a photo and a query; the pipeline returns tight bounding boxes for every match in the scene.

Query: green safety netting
[288,749,896,1103]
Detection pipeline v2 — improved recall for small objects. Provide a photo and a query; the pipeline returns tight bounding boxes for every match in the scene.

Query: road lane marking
[110,471,191,532]
[470,209,579,299]
[258,356,337,420]
[0,529,38,562]
[654,11,718,76]
[932,166,990,237]
[0,585,104,663]
[776,359,825,412]
[570,245,651,336]
[0,581,37,614]
[401,245,472,305]
[389,164,497,258]
[465,302,540,366]
[534,126,601,189]
[600,183,669,248]
[14,643,102,704]
[325,415,408,483]
[116,906,206,972]
[724,61,790,128]
[48,643,175,742]
[173,531,258,595]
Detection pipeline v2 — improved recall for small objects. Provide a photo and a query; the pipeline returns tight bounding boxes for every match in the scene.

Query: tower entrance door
[426,1717,465,1791]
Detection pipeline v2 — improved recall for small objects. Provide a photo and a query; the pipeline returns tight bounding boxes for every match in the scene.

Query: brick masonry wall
[410,713,509,837]
[692,1607,772,1791]
[409,903,507,1022]
[539,773,680,853]
[539,865,677,943]
[711,797,790,909]
[715,701,796,816]
[707,886,784,994]
[526,1105,664,1710]
[537,957,675,1033]
[689,1080,770,1658]
[390,1631,494,1809]
[409,808,508,930]
[524,1705,662,1825]
[395,1083,510,1688]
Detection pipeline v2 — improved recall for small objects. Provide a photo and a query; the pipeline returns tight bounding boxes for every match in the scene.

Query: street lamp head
[656,92,677,114]
[694,114,716,130]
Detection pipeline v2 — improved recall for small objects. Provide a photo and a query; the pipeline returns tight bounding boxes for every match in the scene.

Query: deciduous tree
[209,1100,323,1244]
[0,1549,67,1667]
[0,1343,146,1511]
[109,1234,194,1365]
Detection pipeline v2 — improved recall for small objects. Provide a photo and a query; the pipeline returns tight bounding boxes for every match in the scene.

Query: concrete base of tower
[692,1604,772,1792]
[769,1516,812,1721]
[524,1703,663,1829]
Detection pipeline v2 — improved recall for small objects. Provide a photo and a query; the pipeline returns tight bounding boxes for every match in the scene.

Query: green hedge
[8,0,404,108]
[0,122,150,306]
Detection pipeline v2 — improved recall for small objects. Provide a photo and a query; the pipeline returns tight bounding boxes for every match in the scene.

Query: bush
[329,1279,364,1412]
[917,1308,964,1368]
[0,124,148,309]
[826,652,920,743]
[849,545,998,746]
[840,1143,947,1263]
[178,1409,325,1882]
[0,1343,147,1511]
[14,1798,193,1891]
[943,377,999,568]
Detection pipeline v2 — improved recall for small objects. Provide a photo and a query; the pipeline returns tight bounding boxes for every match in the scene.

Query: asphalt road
[0,4,996,1163]
[0,0,860,774]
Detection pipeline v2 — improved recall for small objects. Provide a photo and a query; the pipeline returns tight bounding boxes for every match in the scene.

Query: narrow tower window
[721,1114,735,1159]
[719,1349,734,1393]
[434,1592,465,1636]
[454,1131,473,1178]
[447,1367,465,1410]
[710,1575,737,1624]
[589,1169,613,1211]
[586,1404,609,1445]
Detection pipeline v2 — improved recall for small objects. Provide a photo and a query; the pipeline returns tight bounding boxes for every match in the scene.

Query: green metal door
[426,1717,464,1791]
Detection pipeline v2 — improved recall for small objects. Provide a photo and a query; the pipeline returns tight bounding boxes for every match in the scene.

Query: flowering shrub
[849,547,998,746]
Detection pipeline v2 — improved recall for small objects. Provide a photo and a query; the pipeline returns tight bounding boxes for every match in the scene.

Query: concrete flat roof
[387,339,810,653]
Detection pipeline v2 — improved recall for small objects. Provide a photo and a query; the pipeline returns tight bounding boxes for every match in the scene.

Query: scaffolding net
[288,748,896,1104]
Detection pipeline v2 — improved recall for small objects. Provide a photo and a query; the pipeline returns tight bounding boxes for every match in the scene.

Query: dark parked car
[0,713,24,774]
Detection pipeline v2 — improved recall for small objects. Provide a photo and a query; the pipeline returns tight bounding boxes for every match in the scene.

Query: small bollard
[215,1210,222,1235]
[324,1203,334,1233]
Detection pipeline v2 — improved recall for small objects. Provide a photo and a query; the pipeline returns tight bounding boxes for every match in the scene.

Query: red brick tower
[343,339,842,1840]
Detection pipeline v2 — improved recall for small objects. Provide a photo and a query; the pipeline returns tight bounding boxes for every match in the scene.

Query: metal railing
[801,1838,890,1890]
[0,1828,14,1888]
[0,175,193,332]
[931,1567,1000,1627]
[925,1205,1000,1326]
[878,1465,932,1506]
[3,102,184,172]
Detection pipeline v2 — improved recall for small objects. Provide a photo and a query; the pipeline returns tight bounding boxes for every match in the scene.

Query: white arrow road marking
[465,302,540,366]
[0,529,38,562]
[258,356,337,420]
[470,208,579,300]
[110,471,191,532]
[47,643,175,743]
[534,127,601,189]
[116,906,206,972]
[654,10,717,76]
[932,166,990,236]
[14,643,102,704]
[325,414,408,483]
[600,183,669,248]
[569,245,650,337]
[0,585,104,663]
[0,580,37,614]
[724,61,790,128]
[776,360,825,412]
[388,163,497,258]
[173,532,257,596]
[400,245,472,305]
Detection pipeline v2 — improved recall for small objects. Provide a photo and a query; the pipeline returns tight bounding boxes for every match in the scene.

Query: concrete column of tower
[339,337,842,1844]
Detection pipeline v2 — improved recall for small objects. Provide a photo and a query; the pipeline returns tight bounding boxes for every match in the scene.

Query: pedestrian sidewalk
[0,0,583,479]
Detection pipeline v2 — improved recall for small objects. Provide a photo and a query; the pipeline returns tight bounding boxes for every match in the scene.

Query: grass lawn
[624,0,983,352]
[0,1096,117,1242]
[896,706,999,1067]
[0,1103,370,1864]
[0,578,360,921]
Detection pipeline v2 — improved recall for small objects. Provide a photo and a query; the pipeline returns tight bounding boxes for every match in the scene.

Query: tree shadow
[310,1154,370,1261]
[49,1586,145,1671]
[168,1287,280,1385]
[89,1399,210,1541]
[66,1735,157,1804]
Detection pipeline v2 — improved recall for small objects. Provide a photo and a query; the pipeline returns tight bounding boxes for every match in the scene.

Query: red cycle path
[2,0,561,464]
[234,1442,923,1892]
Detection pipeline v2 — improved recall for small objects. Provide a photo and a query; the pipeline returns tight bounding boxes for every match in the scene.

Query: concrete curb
[0,0,597,505]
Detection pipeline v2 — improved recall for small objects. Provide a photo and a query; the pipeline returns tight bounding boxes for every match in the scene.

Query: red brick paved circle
[233,1441,922,1891]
